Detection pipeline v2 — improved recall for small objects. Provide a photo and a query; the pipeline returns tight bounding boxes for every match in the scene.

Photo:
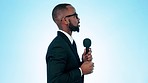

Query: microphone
[83,38,91,54]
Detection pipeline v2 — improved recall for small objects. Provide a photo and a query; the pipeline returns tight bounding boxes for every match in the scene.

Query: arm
[46,46,81,83]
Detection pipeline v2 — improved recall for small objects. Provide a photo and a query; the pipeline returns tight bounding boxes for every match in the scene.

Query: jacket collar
[58,30,74,44]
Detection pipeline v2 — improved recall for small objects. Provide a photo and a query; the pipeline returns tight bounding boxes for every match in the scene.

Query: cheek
[70,18,78,25]
[70,20,76,25]
[73,20,78,25]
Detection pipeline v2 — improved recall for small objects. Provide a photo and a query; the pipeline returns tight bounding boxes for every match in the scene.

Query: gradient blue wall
[0,0,148,83]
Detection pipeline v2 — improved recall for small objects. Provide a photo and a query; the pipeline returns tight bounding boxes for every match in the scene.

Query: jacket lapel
[57,31,80,63]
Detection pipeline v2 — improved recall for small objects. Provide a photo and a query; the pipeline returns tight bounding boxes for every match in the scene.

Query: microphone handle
[86,47,89,54]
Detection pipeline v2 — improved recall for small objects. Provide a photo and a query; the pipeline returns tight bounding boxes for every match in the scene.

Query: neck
[67,31,72,36]
[59,26,72,36]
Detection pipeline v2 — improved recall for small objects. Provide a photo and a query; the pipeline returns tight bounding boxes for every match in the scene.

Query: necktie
[72,40,77,52]
[72,40,80,63]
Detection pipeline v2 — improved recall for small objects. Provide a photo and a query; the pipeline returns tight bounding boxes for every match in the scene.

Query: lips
[78,22,80,27]
[78,21,80,25]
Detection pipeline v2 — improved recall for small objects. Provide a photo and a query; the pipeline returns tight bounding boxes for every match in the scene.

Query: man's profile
[46,3,94,83]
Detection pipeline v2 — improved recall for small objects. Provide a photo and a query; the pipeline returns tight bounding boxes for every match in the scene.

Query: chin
[78,25,80,27]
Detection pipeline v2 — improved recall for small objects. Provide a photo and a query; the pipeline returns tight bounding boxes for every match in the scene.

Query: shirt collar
[59,30,74,44]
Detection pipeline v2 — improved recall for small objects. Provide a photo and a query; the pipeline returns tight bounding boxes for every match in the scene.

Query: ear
[62,18,69,24]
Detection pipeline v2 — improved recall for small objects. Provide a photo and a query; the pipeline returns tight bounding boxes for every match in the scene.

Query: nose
[76,15,80,20]
[77,16,80,21]
[75,14,80,22]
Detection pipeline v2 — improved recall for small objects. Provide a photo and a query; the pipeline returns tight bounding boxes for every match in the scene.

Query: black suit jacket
[46,31,84,83]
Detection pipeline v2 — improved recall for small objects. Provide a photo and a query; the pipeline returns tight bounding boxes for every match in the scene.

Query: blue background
[0,0,148,83]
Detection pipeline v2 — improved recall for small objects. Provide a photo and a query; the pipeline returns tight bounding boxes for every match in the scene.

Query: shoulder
[48,35,68,51]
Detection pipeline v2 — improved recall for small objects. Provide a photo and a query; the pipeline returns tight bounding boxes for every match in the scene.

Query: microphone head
[83,38,91,48]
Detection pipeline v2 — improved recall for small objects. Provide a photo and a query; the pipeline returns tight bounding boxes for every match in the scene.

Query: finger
[91,62,94,67]
[89,48,92,52]
[92,63,94,67]
[88,62,93,66]
[83,49,88,55]
[88,51,92,54]
[85,48,92,55]
[87,55,92,60]
[90,66,94,73]
[87,54,92,58]
[87,57,92,61]
[82,49,86,55]
[84,48,87,52]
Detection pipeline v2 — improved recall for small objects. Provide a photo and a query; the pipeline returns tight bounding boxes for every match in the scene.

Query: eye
[75,15,78,19]
[74,14,78,19]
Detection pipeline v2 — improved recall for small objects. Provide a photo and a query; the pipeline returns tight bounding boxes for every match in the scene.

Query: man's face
[65,5,80,32]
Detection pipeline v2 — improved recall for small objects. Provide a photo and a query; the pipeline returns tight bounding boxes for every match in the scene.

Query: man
[46,3,94,83]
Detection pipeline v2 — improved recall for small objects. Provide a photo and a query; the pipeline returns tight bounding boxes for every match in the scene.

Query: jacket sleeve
[46,46,81,83]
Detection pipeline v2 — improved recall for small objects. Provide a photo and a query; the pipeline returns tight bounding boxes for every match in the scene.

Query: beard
[68,20,80,32]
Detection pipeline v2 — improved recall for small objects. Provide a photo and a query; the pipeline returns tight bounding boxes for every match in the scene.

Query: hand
[82,48,92,62]
[80,61,94,75]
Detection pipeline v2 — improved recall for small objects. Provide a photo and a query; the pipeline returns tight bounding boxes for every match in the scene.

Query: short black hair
[52,3,71,22]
